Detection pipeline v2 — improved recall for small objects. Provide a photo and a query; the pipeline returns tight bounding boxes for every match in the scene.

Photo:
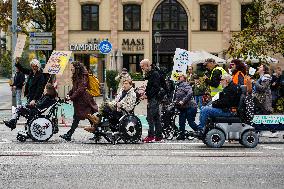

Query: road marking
[44,154,80,157]
[153,142,204,145]
[262,146,283,150]
[0,139,11,144]
[2,150,94,154]
[172,151,263,154]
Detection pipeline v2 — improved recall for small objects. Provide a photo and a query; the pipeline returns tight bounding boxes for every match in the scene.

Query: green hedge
[129,72,144,81]
[106,70,119,93]
[0,51,12,78]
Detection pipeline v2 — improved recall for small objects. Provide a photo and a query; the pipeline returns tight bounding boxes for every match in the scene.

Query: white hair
[222,74,232,82]
[30,59,40,69]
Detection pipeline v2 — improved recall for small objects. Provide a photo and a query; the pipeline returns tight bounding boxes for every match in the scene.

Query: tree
[227,0,284,60]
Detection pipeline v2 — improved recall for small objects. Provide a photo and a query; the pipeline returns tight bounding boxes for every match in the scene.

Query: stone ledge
[79,0,101,5]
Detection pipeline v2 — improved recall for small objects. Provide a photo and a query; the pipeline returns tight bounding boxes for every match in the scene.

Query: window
[241,4,258,30]
[200,4,218,31]
[152,0,187,31]
[81,4,99,31]
[123,54,144,72]
[123,5,141,31]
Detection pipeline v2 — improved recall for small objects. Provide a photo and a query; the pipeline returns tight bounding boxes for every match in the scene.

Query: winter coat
[253,74,273,114]
[115,73,132,92]
[115,87,137,112]
[16,63,46,101]
[13,71,25,89]
[212,81,241,110]
[174,81,197,109]
[68,71,98,120]
[145,69,161,100]
[232,71,246,86]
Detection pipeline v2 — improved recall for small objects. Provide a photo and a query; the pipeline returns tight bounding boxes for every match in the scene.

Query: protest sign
[14,34,27,58]
[171,48,192,81]
[43,51,72,75]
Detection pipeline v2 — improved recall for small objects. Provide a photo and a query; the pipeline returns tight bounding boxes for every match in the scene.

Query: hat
[203,58,216,66]
[122,68,128,73]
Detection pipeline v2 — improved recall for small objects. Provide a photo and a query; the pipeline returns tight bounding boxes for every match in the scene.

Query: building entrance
[152,0,188,73]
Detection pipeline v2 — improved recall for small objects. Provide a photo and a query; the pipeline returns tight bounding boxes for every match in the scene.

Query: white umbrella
[227,55,279,64]
[188,51,226,64]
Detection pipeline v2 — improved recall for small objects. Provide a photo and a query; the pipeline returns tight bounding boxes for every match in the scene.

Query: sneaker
[59,134,71,141]
[154,137,163,142]
[3,119,16,131]
[142,136,155,143]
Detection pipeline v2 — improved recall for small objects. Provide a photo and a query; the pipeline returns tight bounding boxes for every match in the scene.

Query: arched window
[152,0,187,31]
[123,4,141,31]
[200,4,218,31]
[81,4,99,31]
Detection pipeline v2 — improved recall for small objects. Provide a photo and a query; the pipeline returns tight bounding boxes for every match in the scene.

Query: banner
[171,48,192,81]
[43,51,72,75]
[14,34,27,58]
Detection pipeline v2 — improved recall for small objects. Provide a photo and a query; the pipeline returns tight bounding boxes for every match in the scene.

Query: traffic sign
[30,37,52,45]
[29,32,52,37]
[29,45,52,51]
[99,40,112,54]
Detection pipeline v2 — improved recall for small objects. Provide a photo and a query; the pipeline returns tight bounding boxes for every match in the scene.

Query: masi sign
[122,39,144,51]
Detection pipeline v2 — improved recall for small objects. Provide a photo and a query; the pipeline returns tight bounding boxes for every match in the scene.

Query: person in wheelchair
[84,79,137,133]
[3,83,57,130]
[196,74,241,135]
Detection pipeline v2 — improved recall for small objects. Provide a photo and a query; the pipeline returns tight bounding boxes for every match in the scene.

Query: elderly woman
[60,62,98,141]
[85,79,136,133]
[252,64,273,114]
[16,59,46,105]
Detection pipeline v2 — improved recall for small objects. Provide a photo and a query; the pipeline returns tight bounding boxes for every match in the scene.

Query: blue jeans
[15,89,22,106]
[194,96,203,110]
[198,106,233,130]
[179,106,198,134]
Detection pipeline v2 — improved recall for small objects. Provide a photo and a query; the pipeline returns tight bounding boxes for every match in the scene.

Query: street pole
[11,0,17,107]
[156,44,159,67]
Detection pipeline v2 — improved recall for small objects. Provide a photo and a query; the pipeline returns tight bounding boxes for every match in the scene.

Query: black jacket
[13,71,25,89]
[35,94,56,110]
[205,66,222,88]
[145,69,161,100]
[16,63,46,101]
[212,81,241,110]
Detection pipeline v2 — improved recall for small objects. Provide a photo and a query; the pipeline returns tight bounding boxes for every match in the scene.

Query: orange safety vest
[232,71,247,86]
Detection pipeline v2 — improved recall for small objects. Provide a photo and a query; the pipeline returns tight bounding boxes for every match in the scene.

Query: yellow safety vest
[209,66,227,97]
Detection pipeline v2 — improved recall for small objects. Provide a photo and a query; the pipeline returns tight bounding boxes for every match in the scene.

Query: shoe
[194,129,204,137]
[59,134,71,141]
[154,137,163,142]
[176,135,185,140]
[87,114,100,125]
[3,119,17,131]
[142,136,155,143]
[84,126,97,133]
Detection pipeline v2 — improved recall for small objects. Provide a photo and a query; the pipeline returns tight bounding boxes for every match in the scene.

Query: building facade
[56,0,283,87]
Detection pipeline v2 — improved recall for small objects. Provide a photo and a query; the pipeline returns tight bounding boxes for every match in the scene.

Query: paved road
[0,126,284,189]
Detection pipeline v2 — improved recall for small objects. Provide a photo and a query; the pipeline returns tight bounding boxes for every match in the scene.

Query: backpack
[86,74,101,97]
[153,66,167,100]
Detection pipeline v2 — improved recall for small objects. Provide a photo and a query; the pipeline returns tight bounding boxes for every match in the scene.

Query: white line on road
[172,151,263,154]
[153,142,204,145]
[262,146,283,150]
[2,150,94,154]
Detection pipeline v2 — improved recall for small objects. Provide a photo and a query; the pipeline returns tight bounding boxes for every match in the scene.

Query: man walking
[11,66,25,106]
[203,58,227,97]
[140,59,163,143]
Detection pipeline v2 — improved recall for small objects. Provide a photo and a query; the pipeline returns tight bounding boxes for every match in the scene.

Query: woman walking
[60,62,98,141]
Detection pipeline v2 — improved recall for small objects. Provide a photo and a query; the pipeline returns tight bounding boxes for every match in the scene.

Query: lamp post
[154,32,162,67]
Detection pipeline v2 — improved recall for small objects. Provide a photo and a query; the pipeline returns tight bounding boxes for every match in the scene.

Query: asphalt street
[0,125,284,189]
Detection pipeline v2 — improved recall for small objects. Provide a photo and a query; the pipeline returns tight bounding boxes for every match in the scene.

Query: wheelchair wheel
[28,116,54,142]
[119,115,142,143]
[205,129,225,148]
[241,130,258,148]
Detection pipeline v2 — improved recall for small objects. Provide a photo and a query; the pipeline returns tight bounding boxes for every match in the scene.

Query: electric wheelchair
[16,98,65,142]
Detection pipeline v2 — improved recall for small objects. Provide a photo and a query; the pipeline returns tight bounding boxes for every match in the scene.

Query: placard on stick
[43,51,72,75]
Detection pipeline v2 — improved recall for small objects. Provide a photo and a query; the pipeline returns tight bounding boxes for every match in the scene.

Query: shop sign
[122,38,144,51]
[69,43,99,51]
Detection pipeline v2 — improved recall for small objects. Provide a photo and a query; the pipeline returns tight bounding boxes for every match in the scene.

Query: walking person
[16,59,46,105]
[230,59,247,86]
[271,66,282,109]
[174,73,198,140]
[60,62,98,141]
[11,66,25,106]
[139,59,163,143]
[203,58,227,97]
[115,68,131,93]
[193,75,206,112]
